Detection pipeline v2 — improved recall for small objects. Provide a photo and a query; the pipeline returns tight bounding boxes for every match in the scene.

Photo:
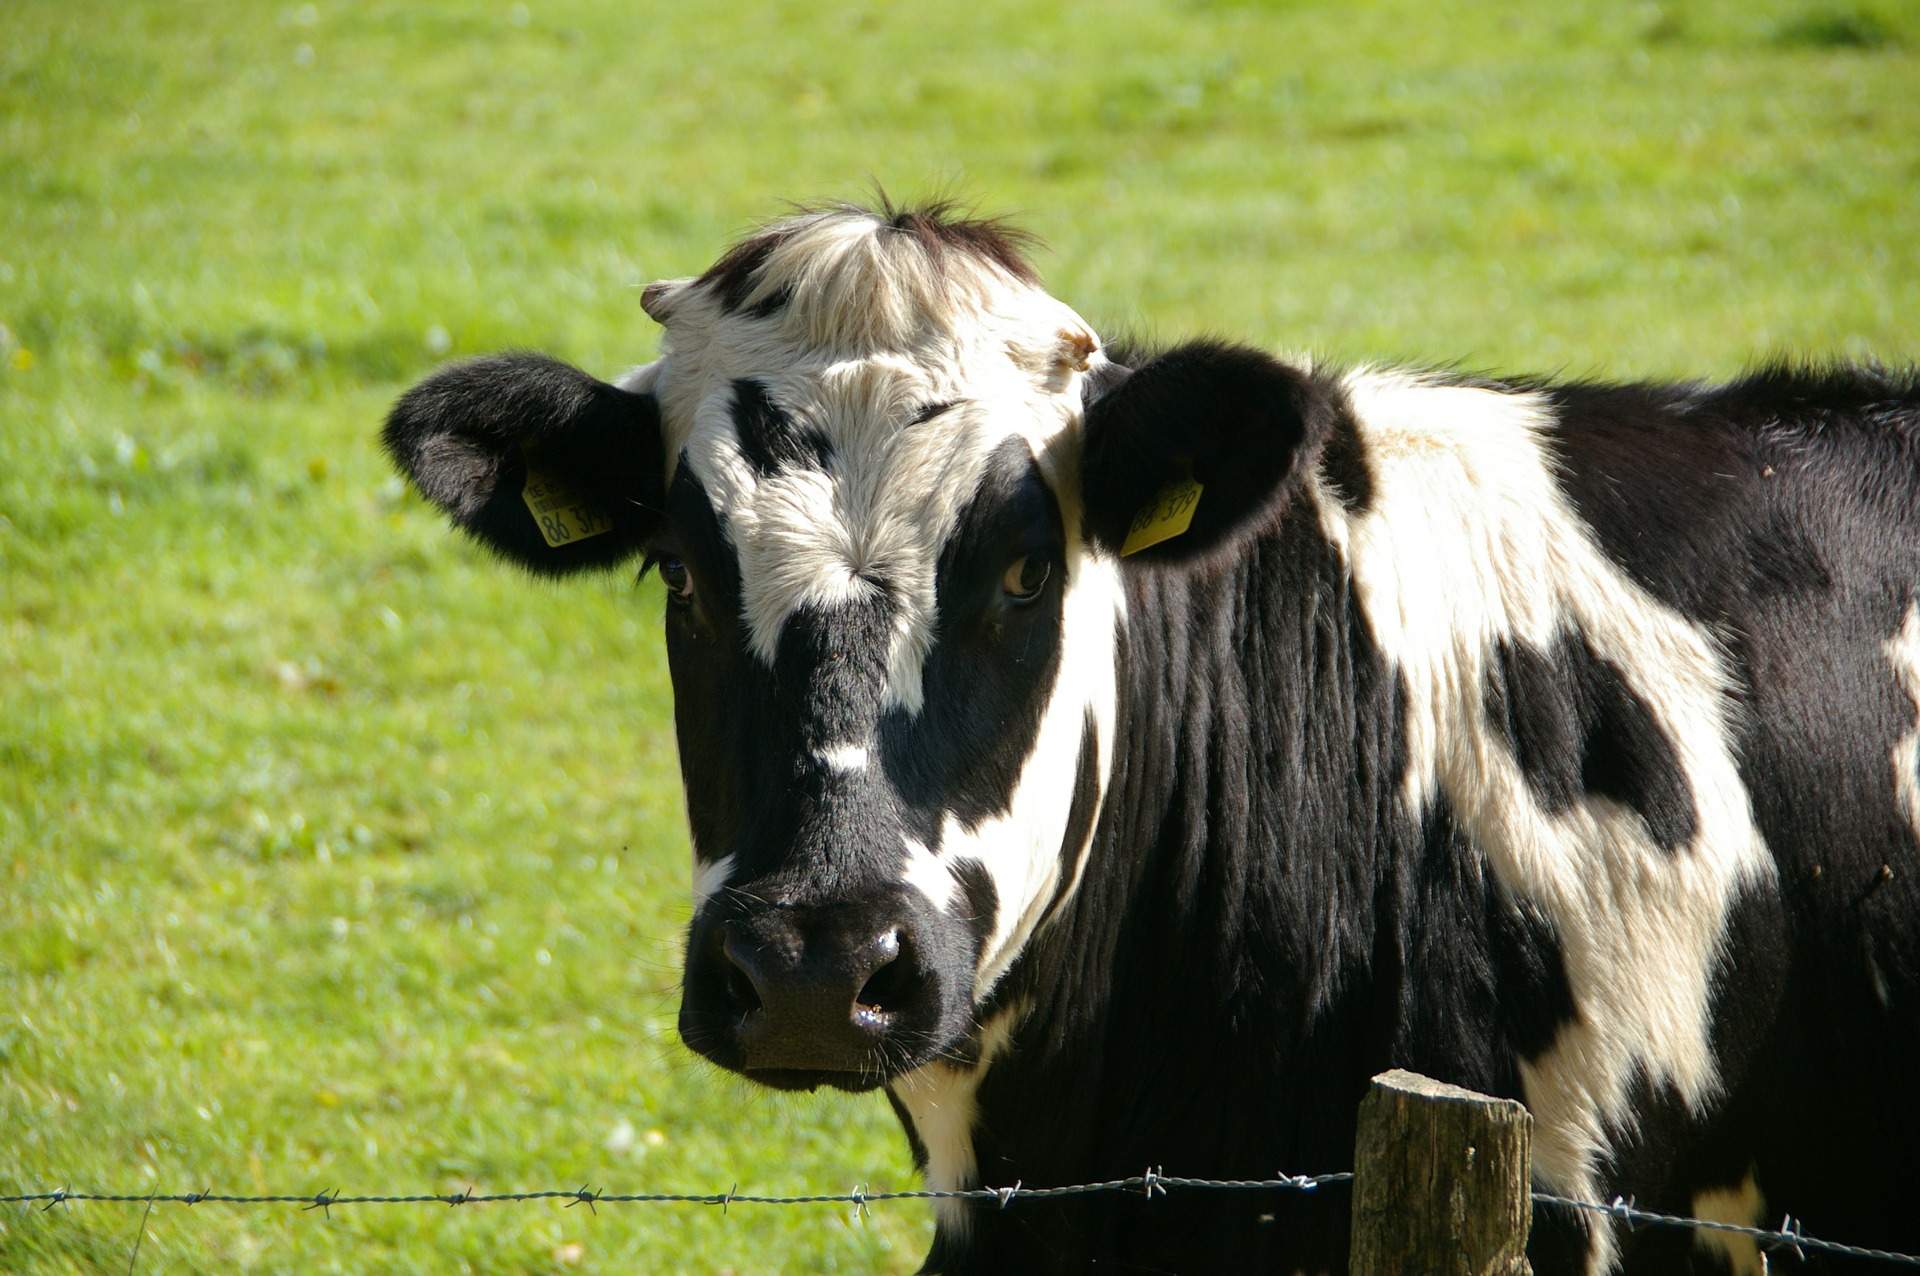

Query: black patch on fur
[382,352,661,574]
[730,378,832,476]
[869,195,1041,286]
[1484,637,1583,814]
[951,857,999,953]
[1485,631,1699,852]
[1538,363,1920,626]
[778,601,895,756]
[883,437,1066,834]
[1316,391,1376,512]
[1487,889,1580,1059]
[697,225,802,317]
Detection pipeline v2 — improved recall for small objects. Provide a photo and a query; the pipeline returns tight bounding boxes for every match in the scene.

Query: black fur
[1484,631,1699,852]
[731,378,833,476]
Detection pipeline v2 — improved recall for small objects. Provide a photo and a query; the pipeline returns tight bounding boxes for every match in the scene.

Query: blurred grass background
[1,0,1915,1271]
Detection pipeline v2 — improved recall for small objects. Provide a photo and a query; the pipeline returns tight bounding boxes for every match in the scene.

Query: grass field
[3,1,1916,1271]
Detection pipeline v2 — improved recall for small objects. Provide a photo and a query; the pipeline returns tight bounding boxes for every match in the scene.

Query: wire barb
[1767,1214,1807,1264]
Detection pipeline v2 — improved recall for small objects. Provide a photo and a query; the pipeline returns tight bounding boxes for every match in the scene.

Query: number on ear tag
[522,468,613,548]
[1120,469,1204,556]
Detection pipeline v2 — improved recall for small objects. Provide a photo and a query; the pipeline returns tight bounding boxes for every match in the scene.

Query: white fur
[901,836,960,914]
[1884,603,1920,847]
[1316,369,1775,1274]
[692,852,735,906]
[889,1005,1024,1234]
[815,743,871,773]
[1691,1171,1766,1275]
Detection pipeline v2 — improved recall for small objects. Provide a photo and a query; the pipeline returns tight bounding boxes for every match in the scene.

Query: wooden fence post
[1350,1069,1534,1276]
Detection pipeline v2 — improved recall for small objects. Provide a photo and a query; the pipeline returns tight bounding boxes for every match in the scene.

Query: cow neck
[983,504,1411,1181]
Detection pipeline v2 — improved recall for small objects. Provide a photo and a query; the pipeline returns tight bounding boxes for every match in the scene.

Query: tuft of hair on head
[691,195,1045,353]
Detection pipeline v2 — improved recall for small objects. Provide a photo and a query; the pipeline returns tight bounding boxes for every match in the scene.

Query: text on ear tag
[522,468,613,548]
[1120,468,1204,556]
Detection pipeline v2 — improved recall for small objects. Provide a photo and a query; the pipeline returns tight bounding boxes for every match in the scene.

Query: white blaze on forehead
[1317,369,1774,1272]
[648,213,1102,713]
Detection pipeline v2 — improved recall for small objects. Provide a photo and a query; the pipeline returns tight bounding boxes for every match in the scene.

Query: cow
[382,199,1920,1274]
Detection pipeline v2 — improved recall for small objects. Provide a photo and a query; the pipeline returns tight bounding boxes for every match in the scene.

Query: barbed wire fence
[10,1171,1920,1268]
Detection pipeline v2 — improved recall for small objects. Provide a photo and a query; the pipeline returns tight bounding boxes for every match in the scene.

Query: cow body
[385,202,1920,1274]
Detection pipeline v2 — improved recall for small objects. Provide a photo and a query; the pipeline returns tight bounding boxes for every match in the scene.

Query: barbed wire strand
[1535,1192,1920,1268]
[8,1175,1920,1267]
[0,1171,1348,1212]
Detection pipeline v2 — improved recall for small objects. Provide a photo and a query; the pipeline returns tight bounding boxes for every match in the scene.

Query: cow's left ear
[383,353,663,575]
[1078,342,1338,563]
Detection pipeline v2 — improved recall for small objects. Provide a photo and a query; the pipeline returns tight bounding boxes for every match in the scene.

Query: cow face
[636,210,1128,1091]
[384,203,1333,1094]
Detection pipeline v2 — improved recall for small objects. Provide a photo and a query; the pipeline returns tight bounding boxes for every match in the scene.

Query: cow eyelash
[910,401,958,426]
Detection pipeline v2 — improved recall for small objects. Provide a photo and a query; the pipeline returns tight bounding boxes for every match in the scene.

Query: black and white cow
[383,201,1920,1274]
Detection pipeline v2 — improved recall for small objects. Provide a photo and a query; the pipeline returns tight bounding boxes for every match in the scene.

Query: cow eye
[1002,554,1051,603]
[655,555,695,602]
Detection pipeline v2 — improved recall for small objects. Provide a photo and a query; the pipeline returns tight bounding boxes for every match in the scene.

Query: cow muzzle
[678,891,960,1091]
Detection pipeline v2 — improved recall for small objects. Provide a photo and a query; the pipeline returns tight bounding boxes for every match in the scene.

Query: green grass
[2,0,1916,1271]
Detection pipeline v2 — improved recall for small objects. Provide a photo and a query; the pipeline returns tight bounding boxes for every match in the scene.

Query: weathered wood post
[1351,1069,1534,1276]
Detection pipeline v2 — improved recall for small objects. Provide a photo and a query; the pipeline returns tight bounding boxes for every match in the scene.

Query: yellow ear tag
[521,467,613,548]
[1120,466,1204,556]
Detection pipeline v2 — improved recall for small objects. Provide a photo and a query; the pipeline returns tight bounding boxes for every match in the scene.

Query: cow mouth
[742,1066,891,1094]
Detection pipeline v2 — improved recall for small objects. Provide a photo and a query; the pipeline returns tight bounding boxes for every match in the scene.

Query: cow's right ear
[1077,342,1338,564]
[383,353,663,575]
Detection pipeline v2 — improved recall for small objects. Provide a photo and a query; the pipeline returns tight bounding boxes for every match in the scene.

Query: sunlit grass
[2,0,1916,1271]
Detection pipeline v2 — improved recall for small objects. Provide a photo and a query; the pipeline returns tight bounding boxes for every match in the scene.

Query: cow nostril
[855,933,918,1016]
[718,946,763,1016]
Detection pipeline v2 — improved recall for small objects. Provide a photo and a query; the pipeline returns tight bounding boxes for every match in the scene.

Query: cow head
[385,202,1332,1093]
